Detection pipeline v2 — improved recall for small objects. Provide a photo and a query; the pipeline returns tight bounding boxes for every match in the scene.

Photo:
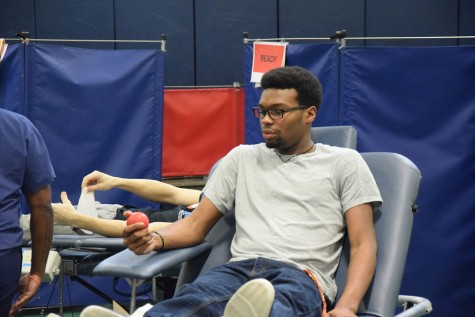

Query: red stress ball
[126,211,150,228]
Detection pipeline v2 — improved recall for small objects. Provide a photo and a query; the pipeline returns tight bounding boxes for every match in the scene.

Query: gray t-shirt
[203,143,382,300]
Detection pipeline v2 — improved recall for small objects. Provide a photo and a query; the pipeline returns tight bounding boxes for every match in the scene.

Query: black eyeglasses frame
[252,105,310,120]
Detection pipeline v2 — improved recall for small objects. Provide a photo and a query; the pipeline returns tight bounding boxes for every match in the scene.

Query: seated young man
[52,170,202,237]
[81,66,382,317]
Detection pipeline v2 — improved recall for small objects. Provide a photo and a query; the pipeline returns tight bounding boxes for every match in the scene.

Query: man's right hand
[122,210,159,255]
[81,170,117,192]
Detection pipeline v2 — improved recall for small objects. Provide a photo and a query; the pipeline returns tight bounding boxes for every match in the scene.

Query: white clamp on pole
[161,33,166,52]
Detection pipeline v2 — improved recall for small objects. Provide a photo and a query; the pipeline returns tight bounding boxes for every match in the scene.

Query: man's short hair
[260,66,322,110]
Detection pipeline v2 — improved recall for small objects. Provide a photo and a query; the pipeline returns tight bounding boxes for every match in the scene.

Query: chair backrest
[311,125,357,149]
[176,126,358,288]
[336,152,421,317]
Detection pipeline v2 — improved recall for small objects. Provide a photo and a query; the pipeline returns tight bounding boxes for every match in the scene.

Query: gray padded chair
[311,125,357,149]
[167,152,432,317]
[94,127,432,316]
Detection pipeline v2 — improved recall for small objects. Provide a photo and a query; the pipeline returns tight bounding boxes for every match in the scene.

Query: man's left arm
[10,185,54,314]
[327,203,376,317]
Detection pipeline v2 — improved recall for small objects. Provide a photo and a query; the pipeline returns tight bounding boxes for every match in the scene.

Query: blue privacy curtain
[243,43,475,316]
[0,43,164,307]
[23,43,164,208]
[340,46,475,317]
[243,43,340,144]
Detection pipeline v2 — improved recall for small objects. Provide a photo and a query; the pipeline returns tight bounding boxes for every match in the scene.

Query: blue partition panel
[25,43,164,208]
[460,0,475,45]
[279,0,365,46]
[340,46,475,317]
[0,0,36,39]
[35,0,115,49]
[366,0,458,46]
[243,43,340,144]
[195,0,277,86]
[114,0,195,86]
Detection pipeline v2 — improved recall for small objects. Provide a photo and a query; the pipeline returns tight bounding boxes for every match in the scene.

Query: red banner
[162,88,245,177]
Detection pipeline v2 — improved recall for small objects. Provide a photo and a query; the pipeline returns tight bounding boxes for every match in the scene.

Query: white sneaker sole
[80,305,127,317]
[224,278,275,317]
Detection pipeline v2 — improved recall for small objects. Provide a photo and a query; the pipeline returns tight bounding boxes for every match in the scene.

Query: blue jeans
[145,257,323,317]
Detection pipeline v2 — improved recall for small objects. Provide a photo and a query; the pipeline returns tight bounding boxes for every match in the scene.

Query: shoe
[80,305,127,317]
[223,278,275,317]
[130,303,154,317]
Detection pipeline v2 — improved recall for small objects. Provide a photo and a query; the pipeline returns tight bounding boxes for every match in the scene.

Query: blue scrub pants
[144,257,323,317]
[0,247,22,317]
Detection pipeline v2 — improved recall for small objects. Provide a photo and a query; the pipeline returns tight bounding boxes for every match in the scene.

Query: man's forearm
[124,197,222,255]
[28,186,54,278]
[334,244,376,313]
[74,214,126,237]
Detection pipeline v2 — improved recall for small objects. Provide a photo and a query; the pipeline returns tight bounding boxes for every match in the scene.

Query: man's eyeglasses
[252,106,309,120]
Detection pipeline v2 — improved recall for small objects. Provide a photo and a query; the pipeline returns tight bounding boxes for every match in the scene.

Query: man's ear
[306,106,317,122]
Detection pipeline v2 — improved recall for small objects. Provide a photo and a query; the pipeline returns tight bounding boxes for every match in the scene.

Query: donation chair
[95,148,432,316]
[92,125,357,312]
[177,153,433,317]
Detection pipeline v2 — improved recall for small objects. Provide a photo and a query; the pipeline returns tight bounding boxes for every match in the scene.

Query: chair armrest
[92,242,212,279]
[52,234,125,250]
[395,295,433,317]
